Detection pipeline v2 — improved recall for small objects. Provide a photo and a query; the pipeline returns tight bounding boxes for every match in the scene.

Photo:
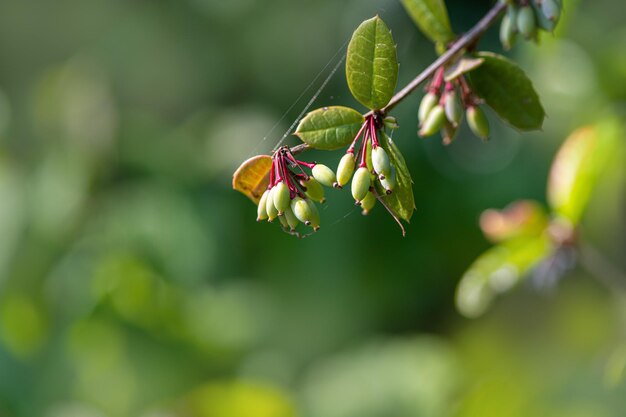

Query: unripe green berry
[272,181,291,215]
[383,116,398,130]
[257,189,270,221]
[372,146,391,178]
[336,153,356,187]
[302,177,325,203]
[305,199,320,231]
[312,164,337,188]
[419,92,439,124]
[500,13,517,50]
[467,106,490,140]
[441,121,459,146]
[360,191,376,215]
[351,167,371,203]
[540,0,560,22]
[506,4,519,31]
[266,187,279,221]
[283,205,299,231]
[291,197,312,225]
[533,0,558,32]
[365,139,373,174]
[278,211,290,229]
[517,5,536,39]
[380,166,396,194]
[444,90,463,125]
[419,105,446,137]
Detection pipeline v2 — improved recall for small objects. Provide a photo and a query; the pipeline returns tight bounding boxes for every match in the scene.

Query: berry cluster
[257,147,337,232]
[500,0,562,50]
[418,68,490,144]
[336,115,397,213]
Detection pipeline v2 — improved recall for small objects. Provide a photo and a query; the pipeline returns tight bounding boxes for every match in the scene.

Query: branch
[290,1,507,155]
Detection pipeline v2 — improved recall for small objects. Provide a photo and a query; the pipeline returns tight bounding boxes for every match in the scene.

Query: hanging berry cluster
[500,0,562,50]
[257,147,337,233]
[418,68,490,144]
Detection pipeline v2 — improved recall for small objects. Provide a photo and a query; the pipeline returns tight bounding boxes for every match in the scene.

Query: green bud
[283,205,299,231]
[517,5,536,39]
[419,105,446,137]
[305,199,320,231]
[278,211,290,229]
[540,0,560,22]
[312,164,337,188]
[257,189,269,221]
[302,177,325,203]
[380,166,396,194]
[444,90,463,125]
[441,120,459,146]
[419,92,439,124]
[266,187,279,221]
[336,153,356,187]
[360,191,376,215]
[506,4,519,30]
[533,0,558,32]
[467,106,490,140]
[291,197,312,225]
[272,181,291,215]
[500,13,517,50]
[372,146,391,178]
[351,167,371,203]
[383,116,398,130]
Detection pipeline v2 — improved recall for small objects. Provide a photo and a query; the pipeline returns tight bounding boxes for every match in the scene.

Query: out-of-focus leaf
[0,294,48,357]
[479,200,549,243]
[444,57,484,82]
[547,120,623,225]
[232,155,272,204]
[376,131,415,224]
[400,0,455,44]
[468,52,545,131]
[456,236,553,318]
[346,16,398,110]
[183,380,296,417]
[295,106,364,150]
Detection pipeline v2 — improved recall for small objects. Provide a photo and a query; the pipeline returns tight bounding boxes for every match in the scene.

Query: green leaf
[468,52,545,131]
[295,106,365,150]
[547,120,624,225]
[455,236,553,318]
[346,16,398,110]
[376,131,415,223]
[400,0,455,44]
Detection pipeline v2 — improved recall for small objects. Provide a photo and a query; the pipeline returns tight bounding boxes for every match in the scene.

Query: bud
[283,205,299,231]
[444,90,463,125]
[278,211,290,229]
[305,199,320,231]
[517,5,536,39]
[336,153,356,187]
[441,120,458,146]
[372,146,391,178]
[467,106,490,140]
[265,187,279,221]
[351,167,371,203]
[380,166,396,194]
[312,164,337,188]
[291,197,313,225]
[419,105,446,137]
[272,181,291,215]
[302,177,325,203]
[540,0,560,22]
[360,191,376,215]
[257,189,270,221]
[500,13,517,50]
[418,92,439,125]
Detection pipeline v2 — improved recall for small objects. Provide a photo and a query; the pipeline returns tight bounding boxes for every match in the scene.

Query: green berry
[419,105,446,137]
[419,92,439,124]
[302,177,325,203]
[467,106,490,140]
[441,121,459,146]
[500,13,517,50]
[351,167,371,203]
[291,197,312,225]
[365,139,373,174]
[444,90,463,125]
[272,181,291,215]
[517,5,536,39]
[257,189,269,221]
[540,0,560,22]
[266,187,279,221]
[360,191,376,215]
[312,164,337,188]
[305,199,320,231]
[336,153,356,187]
[383,116,398,130]
[372,146,391,178]
[380,166,396,194]
[283,205,299,231]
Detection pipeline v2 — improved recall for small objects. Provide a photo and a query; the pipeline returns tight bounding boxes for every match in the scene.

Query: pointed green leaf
[375,131,415,223]
[346,16,398,110]
[547,120,624,225]
[400,0,455,44]
[468,52,545,131]
[295,106,365,150]
[456,236,553,318]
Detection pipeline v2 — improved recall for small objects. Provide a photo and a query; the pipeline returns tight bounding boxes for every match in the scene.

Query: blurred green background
[0,0,625,416]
